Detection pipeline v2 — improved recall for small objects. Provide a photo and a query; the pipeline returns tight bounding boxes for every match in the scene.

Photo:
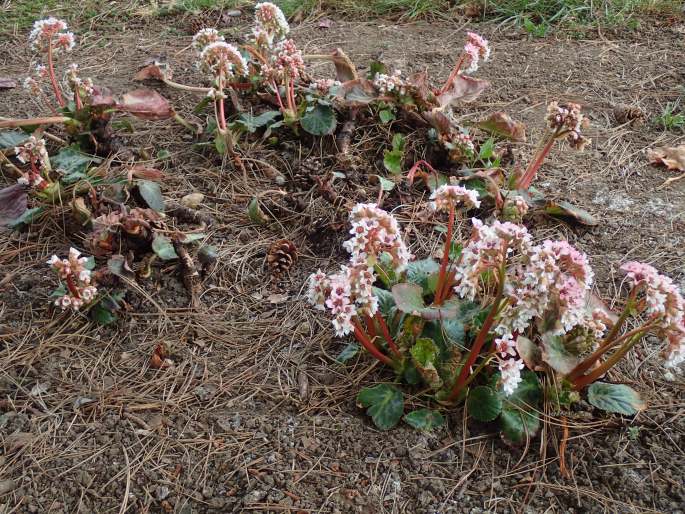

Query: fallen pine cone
[612,104,645,125]
[267,239,298,278]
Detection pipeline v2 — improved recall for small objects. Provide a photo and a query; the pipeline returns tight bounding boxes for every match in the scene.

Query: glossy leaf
[376,175,396,192]
[52,146,101,183]
[138,180,165,212]
[301,104,337,136]
[235,110,281,133]
[391,283,460,320]
[91,303,117,325]
[403,409,445,430]
[336,343,359,363]
[587,382,645,415]
[152,234,178,260]
[467,386,502,422]
[0,184,28,226]
[540,332,579,374]
[410,338,442,389]
[357,384,404,431]
[499,370,543,443]
[406,258,440,293]
[372,286,396,317]
[0,129,29,149]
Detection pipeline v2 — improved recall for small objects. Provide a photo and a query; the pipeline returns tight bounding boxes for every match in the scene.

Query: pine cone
[267,239,298,278]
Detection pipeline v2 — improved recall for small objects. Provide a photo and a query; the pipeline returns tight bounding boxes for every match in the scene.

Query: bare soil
[1,11,684,514]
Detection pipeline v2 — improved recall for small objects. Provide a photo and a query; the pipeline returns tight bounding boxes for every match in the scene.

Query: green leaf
[467,386,503,422]
[410,338,442,389]
[516,335,542,370]
[151,234,178,260]
[500,407,540,443]
[403,409,445,431]
[383,134,405,175]
[300,104,337,136]
[478,138,496,161]
[406,258,440,293]
[367,60,387,79]
[234,110,281,133]
[214,132,227,155]
[391,283,460,320]
[107,255,135,281]
[198,244,219,266]
[50,283,68,298]
[425,172,448,192]
[83,256,96,270]
[91,303,117,325]
[544,200,598,226]
[498,370,543,443]
[357,384,404,431]
[178,232,206,244]
[0,130,29,149]
[247,197,268,225]
[336,343,359,363]
[391,133,405,151]
[52,146,101,183]
[157,149,171,160]
[376,175,396,192]
[540,332,579,374]
[138,180,165,212]
[379,109,395,124]
[8,206,45,229]
[587,382,645,415]
[372,287,395,317]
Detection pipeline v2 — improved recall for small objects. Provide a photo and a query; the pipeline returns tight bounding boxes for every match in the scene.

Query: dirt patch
[1,12,684,514]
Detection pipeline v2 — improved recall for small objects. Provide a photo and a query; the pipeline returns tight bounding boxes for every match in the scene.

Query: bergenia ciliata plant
[48,248,98,311]
[307,197,685,437]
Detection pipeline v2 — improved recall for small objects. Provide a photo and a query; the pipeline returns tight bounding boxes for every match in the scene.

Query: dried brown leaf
[134,63,170,82]
[0,184,28,226]
[437,75,490,107]
[0,78,17,89]
[117,89,174,120]
[330,48,357,82]
[476,111,526,142]
[648,145,685,172]
[336,78,379,107]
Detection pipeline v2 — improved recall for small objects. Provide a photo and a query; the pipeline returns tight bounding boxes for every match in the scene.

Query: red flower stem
[65,274,80,298]
[435,204,455,304]
[46,39,65,108]
[448,263,506,401]
[271,80,286,113]
[407,160,438,185]
[439,54,465,95]
[364,314,377,340]
[572,332,645,390]
[516,133,556,190]
[375,311,401,359]
[353,319,393,366]
[566,289,637,381]
[74,88,83,110]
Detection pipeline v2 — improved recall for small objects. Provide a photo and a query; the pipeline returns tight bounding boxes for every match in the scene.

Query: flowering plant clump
[0,17,174,156]
[307,201,684,436]
[48,248,98,311]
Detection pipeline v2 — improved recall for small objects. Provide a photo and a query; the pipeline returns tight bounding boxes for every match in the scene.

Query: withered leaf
[330,48,357,82]
[0,77,17,89]
[476,111,526,142]
[117,89,174,120]
[0,184,28,226]
[437,75,490,107]
[336,79,378,107]
[648,145,685,172]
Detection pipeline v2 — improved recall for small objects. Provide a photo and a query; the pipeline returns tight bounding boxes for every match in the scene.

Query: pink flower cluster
[29,17,75,53]
[501,194,529,221]
[621,261,685,369]
[199,41,248,79]
[343,203,412,272]
[48,248,98,311]
[308,78,341,96]
[373,70,408,96]
[15,136,49,188]
[307,204,411,336]
[192,28,224,53]
[254,2,290,43]
[66,64,94,100]
[429,184,480,212]
[546,101,591,150]
[463,32,490,74]
[263,39,305,83]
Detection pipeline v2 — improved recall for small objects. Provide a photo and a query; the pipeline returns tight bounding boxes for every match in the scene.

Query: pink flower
[499,358,524,396]
[430,184,480,212]
[192,28,224,52]
[462,32,490,74]
[199,42,248,79]
[29,18,74,53]
[255,2,290,42]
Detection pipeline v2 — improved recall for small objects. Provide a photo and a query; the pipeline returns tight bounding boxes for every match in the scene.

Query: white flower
[199,42,248,79]
[255,2,289,41]
[192,28,224,52]
[500,358,525,396]
[430,184,480,212]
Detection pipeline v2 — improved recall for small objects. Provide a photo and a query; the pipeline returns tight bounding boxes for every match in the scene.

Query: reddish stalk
[434,204,455,304]
[448,264,506,401]
[46,40,65,108]
[353,319,393,366]
[572,332,645,390]
[364,314,378,340]
[516,134,556,190]
[374,311,401,359]
[65,275,81,298]
[407,159,438,185]
[439,54,465,95]
[271,80,286,112]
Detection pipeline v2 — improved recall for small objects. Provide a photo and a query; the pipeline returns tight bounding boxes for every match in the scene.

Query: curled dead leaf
[0,77,17,89]
[150,343,173,369]
[648,145,685,172]
[331,48,357,82]
[437,75,490,108]
[128,165,166,181]
[134,62,172,82]
[336,78,379,107]
[117,89,174,120]
[476,111,526,142]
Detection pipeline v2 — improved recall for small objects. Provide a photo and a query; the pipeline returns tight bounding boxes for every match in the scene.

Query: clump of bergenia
[307,195,684,437]
[48,248,98,311]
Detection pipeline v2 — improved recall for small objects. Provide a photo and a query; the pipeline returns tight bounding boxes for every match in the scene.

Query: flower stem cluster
[14,136,51,189]
[48,248,98,311]
[439,31,490,95]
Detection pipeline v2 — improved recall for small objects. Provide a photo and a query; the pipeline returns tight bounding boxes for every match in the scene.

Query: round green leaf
[500,407,540,444]
[406,258,440,293]
[138,180,165,212]
[540,332,579,374]
[587,382,645,416]
[403,409,444,431]
[356,384,404,431]
[467,386,502,422]
[152,235,178,260]
[336,343,359,363]
[372,287,395,317]
[0,129,30,149]
[301,104,337,136]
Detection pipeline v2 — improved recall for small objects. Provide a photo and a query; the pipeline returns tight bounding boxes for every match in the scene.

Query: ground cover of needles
[1,10,684,514]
